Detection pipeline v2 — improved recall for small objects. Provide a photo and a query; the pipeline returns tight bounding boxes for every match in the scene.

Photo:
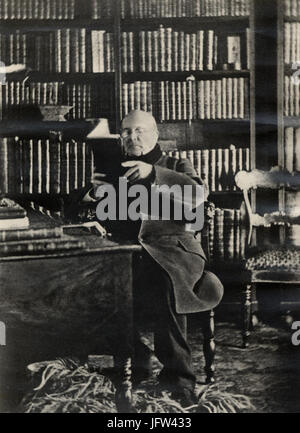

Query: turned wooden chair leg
[114,356,134,413]
[242,284,252,348]
[201,309,215,384]
[250,284,259,329]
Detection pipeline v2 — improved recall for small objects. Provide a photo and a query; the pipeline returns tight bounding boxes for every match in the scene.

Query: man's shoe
[171,388,198,408]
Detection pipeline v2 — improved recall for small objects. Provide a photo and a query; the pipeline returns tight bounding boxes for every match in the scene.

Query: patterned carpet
[187,316,300,413]
[8,315,300,413]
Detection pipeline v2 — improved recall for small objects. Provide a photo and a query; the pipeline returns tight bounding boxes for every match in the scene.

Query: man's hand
[121,161,154,183]
[91,172,112,187]
[85,172,113,201]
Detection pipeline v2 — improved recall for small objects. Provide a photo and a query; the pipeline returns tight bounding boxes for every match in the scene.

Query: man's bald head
[121,110,159,157]
[122,110,158,131]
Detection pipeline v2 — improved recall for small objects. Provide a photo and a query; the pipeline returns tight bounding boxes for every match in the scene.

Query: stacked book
[0,224,86,256]
[0,197,29,230]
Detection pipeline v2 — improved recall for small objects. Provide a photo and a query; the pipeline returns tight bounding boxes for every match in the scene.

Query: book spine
[49,139,61,194]
[159,26,166,72]
[285,127,294,172]
[153,30,159,72]
[234,209,241,260]
[201,149,209,188]
[60,140,69,194]
[140,80,147,111]
[166,27,172,71]
[0,227,63,242]
[209,148,216,191]
[295,128,300,171]
[139,31,146,72]
[0,138,8,194]
[0,239,86,256]
[224,208,235,260]
[69,139,78,191]
[214,208,224,260]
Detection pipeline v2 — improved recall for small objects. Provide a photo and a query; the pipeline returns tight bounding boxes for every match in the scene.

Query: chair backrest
[235,167,300,245]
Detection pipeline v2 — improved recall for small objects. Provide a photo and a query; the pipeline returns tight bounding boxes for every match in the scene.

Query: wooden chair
[235,167,300,348]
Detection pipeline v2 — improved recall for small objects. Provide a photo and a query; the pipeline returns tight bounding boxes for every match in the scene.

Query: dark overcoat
[65,154,222,314]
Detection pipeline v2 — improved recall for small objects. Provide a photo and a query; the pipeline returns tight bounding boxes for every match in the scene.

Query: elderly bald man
[67,110,223,407]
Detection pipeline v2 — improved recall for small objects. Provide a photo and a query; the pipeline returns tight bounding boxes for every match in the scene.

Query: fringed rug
[21,358,254,413]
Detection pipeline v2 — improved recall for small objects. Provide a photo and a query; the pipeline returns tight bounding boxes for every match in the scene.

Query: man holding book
[67,110,223,407]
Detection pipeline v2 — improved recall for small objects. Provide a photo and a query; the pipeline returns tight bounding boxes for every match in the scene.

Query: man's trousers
[133,250,202,391]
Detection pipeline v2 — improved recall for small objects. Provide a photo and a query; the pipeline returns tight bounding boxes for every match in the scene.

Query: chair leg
[242,284,252,348]
[250,284,259,329]
[201,309,215,384]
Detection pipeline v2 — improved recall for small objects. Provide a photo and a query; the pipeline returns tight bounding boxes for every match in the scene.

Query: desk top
[0,211,142,262]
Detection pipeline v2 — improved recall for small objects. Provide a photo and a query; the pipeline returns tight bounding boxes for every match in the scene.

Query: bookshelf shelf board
[284,16,300,22]
[283,117,300,127]
[209,191,243,195]
[121,16,249,30]
[20,72,115,82]
[123,70,250,81]
[156,119,250,125]
[0,120,94,138]
[0,19,114,31]
[198,118,250,124]
[284,65,300,75]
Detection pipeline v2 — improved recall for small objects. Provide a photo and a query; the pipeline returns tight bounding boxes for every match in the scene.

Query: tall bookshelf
[280,0,300,246]
[0,0,258,262]
[0,1,254,170]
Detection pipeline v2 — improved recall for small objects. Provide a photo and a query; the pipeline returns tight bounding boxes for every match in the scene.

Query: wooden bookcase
[1,0,298,263]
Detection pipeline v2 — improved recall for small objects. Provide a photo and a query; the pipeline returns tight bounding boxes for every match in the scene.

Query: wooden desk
[0,234,142,413]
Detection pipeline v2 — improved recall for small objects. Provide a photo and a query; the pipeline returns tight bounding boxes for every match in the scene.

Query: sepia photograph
[0,0,300,416]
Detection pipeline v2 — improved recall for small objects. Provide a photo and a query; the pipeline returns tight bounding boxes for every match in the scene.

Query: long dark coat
[65,154,222,314]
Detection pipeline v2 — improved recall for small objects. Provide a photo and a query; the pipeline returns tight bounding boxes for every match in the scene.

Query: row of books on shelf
[285,0,300,17]
[0,0,298,22]
[122,78,249,121]
[0,29,115,73]
[164,146,250,192]
[0,0,76,20]
[119,0,250,18]
[207,208,245,261]
[0,81,114,120]
[0,0,251,20]
[284,76,300,117]
[0,136,249,195]
[137,28,249,72]
[0,137,93,195]
[284,23,300,65]
[0,28,248,74]
[284,127,300,172]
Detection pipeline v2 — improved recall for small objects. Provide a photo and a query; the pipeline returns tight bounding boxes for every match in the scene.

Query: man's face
[121,113,158,157]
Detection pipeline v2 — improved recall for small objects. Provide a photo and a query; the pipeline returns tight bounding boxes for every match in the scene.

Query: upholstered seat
[246,247,300,271]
